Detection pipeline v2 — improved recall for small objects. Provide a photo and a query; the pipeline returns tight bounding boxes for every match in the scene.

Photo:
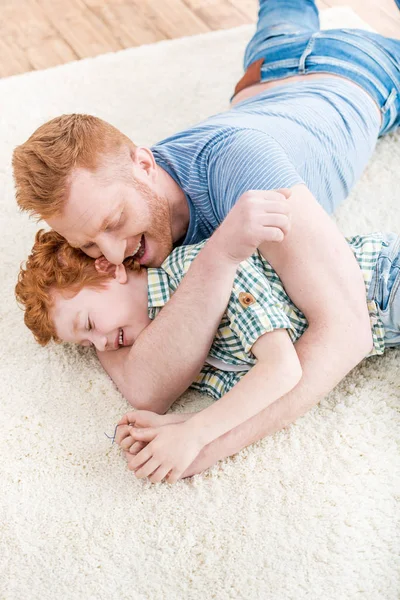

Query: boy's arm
[183,329,302,446]
[182,315,367,477]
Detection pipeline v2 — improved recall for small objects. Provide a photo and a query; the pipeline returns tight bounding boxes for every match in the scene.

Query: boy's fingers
[128,427,156,442]
[114,424,132,445]
[119,434,135,450]
[166,469,181,484]
[129,441,146,455]
[117,411,136,426]
[127,446,152,470]
[134,457,161,479]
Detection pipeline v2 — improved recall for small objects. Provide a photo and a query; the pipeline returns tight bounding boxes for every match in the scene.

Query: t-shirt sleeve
[207,127,304,221]
[226,255,292,354]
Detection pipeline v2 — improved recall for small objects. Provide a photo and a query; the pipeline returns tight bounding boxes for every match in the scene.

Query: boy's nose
[93,333,108,352]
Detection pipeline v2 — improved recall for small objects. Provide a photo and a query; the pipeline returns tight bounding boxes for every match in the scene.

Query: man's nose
[97,235,126,266]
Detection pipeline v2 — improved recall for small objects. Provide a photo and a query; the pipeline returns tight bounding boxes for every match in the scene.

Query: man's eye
[82,243,95,251]
[106,212,124,232]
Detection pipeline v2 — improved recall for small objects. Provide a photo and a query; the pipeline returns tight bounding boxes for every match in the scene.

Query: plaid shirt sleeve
[225,254,292,354]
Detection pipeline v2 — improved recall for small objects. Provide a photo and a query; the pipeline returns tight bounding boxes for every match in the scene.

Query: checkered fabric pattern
[147,234,385,400]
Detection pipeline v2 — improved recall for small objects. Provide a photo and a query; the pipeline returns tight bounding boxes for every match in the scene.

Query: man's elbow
[314,308,373,362]
[279,356,303,396]
[342,302,373,358]
[121,390,162,413]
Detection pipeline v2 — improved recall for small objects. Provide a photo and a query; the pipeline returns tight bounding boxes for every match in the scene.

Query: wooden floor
[1,0,400,78]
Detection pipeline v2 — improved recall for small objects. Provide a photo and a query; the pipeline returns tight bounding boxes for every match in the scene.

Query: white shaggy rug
[1,7,399,600]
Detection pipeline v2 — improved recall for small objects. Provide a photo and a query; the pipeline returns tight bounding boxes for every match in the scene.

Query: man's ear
[130,146,156,180]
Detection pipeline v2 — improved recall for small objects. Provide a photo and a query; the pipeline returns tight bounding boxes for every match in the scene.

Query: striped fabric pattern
[147,234,385,401]
[151,78,381,242]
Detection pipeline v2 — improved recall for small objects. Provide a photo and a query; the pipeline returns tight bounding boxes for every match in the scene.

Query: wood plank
[129,0,210,39]
[83,1,166,47]
[0,36,33,77]
[229,0,332,22]
[37,0,124,58]
[183,0,249,30]
[227,0,258,21]
[27,37,78,70]
[324,0,400,38]
[1,0,400,78]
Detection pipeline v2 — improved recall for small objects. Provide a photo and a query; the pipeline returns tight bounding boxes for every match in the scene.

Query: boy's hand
[211,188,292,265]
[115,410,186,457]
[119,423,204,484]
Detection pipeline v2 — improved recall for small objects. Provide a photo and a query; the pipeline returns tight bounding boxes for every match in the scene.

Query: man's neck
[156,165,190,242]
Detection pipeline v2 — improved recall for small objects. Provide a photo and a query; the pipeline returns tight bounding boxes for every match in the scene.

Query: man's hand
[211,188,292,264]
[117,422,204,484]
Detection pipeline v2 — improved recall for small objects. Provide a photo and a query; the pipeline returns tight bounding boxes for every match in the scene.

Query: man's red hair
[12,113,135,220]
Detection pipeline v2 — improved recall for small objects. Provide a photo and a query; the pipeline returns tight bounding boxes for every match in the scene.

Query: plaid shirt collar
[147,268,171,314]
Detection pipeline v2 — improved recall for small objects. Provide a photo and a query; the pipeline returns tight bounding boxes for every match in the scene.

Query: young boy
[16,229,399,483]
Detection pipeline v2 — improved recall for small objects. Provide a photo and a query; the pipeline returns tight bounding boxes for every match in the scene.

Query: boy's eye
[87,319,93,332]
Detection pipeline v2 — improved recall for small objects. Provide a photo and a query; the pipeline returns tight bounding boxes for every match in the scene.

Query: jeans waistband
[234,29,400,136]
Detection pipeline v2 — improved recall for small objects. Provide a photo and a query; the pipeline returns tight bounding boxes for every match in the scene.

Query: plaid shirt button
[238,292,256,308]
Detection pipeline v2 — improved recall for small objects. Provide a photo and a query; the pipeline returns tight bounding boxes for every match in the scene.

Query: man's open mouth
[124,235,146,269]
[132,235,145,260]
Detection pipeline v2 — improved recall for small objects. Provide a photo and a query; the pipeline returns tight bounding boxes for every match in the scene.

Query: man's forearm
[120,240,238,412]
[182,319,371,478]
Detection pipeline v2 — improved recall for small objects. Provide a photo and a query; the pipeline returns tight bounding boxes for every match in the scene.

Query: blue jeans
[368,233,400,348]
[243,0,400,135]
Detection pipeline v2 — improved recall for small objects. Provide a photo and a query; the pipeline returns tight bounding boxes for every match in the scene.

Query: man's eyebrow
[99,208,119,233]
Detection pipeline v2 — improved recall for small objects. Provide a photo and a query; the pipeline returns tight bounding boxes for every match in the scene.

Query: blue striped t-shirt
[151,77,381,245]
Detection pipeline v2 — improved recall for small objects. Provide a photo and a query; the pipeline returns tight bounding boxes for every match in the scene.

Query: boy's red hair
[15,229,111,346]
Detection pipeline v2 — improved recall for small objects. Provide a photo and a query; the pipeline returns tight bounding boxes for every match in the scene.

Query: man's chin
[148,243,174,267]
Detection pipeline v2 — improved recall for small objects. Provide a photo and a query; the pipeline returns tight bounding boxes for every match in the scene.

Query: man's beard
[133,178,174,268]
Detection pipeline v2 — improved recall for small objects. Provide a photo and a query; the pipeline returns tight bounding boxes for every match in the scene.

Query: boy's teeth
[119,329,123,345]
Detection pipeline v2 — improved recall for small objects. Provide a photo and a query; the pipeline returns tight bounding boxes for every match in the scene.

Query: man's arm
[180,185,374,477]
[97,190,291,412]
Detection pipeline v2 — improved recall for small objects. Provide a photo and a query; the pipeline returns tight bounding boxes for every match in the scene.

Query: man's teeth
[119,329,123,345]
[132,239,141,257]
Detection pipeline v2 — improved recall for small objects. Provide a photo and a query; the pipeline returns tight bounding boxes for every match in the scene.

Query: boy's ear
[94,256,117,276]
[94,257,128,284]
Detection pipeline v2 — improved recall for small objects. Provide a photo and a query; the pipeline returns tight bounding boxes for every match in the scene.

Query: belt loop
[381,88,397,114]
[299,33,318,74]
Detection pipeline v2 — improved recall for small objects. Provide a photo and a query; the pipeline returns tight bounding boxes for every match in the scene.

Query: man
[12,0,400,480]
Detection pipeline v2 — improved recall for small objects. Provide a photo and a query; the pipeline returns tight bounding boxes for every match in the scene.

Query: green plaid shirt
[147,234,385,400]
